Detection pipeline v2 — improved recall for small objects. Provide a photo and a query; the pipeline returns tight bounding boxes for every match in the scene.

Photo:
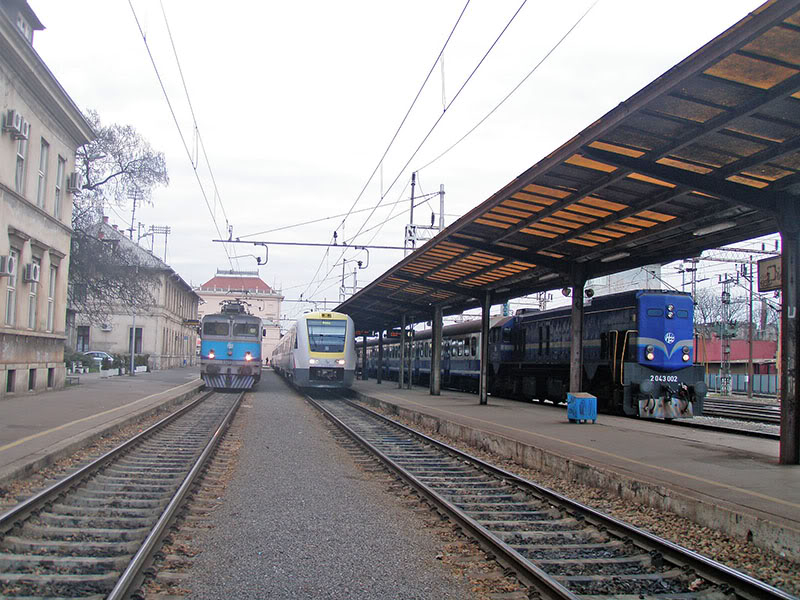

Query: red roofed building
[196,270,284,360]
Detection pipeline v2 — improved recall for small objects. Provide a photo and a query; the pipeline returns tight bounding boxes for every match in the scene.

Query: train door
[512,325,525,362]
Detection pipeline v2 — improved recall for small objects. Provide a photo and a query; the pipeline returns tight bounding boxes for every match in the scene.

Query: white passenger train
[272,311,357,388]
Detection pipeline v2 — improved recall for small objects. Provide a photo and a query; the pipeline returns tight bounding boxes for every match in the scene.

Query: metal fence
[706,373,778,396]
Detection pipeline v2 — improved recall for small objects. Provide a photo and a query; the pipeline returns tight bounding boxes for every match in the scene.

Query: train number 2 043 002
[650,374,678,383]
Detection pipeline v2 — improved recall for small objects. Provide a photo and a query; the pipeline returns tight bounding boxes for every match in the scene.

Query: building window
[6,370,15,393]
[16,13,32,43]
[47,368,54,388]
[5,248,18,326]
[47,265,56,332]
[37,139,49,208]
[76,325,90,352]
[54,156,66,219]
[28,368,35,390]
[129,327,143,354]
[28,257,40,329]
[15,137,28,195]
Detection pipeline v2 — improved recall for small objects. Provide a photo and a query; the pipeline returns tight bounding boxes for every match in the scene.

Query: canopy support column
[361,335,368,380]
[399,314,406,389]
[570,267,586,393]
[430,306,442,395]
[377,329,383,385]
[779,201,799,465]
[480,290,492,405]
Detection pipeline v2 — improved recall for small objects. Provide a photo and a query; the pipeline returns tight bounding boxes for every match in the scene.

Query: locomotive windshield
[203,321,229,336]
[307,319,347,352]
[233,322,260,337]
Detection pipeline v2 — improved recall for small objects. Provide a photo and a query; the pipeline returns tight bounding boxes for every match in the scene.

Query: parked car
[83,351,114,365]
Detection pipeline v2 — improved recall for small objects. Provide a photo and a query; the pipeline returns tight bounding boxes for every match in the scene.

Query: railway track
[0,390,243,599]
[307,391,795,600]
[702,398,780,424]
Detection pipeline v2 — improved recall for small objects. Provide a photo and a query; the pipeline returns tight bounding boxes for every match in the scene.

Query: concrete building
[67,219,200,370]
[0,0,94,397]
[196,270,283,361]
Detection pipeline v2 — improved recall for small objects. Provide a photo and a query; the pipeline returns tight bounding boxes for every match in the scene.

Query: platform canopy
[337,0,800,333]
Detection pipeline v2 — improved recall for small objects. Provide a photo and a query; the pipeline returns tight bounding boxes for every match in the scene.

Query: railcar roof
[337,0,800,333]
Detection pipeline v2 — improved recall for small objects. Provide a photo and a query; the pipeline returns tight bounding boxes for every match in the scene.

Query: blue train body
[365,290,706,419]
[200,301,263,391]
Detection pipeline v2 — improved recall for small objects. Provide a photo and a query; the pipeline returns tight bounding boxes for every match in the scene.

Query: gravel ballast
[181,373,475,599]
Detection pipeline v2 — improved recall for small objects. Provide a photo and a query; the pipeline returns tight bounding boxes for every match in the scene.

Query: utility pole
[127,189,142,240]
[404,172,417,257]
[747,256,754,398]
[719,273,737,395]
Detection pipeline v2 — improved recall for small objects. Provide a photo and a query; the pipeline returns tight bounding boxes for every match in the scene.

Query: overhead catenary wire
[158,0,240,271]
[308,1,529,304]
[416,0,599,173]
[299,0,473,305]
[127,0,236,271]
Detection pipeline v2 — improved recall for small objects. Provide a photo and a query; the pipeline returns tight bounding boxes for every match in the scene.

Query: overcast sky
[28,0,773,321]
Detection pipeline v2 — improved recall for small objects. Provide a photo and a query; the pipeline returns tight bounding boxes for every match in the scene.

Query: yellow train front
[272,311,356,388]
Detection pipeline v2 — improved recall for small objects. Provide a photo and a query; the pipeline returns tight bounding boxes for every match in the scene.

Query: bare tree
[68,110,169,323]
[693,287,747,338]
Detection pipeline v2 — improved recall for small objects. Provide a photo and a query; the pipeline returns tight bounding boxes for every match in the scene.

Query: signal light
[682,354,690,362]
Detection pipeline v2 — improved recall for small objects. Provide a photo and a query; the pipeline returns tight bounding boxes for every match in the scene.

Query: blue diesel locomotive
[200,301,263,390]
[366,290,706,419]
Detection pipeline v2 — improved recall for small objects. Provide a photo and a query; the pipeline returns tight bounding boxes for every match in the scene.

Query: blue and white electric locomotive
[200,301,263,390]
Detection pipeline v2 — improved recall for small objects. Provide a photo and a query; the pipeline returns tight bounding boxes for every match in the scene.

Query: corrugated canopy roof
[337,0,800,333]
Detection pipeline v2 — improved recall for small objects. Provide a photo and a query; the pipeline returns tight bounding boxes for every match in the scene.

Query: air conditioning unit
[3,109,23,137]
[66,172,81,193]
[0,255,16,277]
[23,263,40,283]
[17,119,30,140]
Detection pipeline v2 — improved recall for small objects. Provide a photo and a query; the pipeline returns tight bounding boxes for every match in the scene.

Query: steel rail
[312,392,795,600]
[107,390,244,599]
[305,391,580,600]
[0,389,214,535]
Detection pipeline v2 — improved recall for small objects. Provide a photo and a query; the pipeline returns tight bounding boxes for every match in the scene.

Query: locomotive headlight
[645,345,655,361]
[336,359,346,365]
[682,346,691,361]
[208,350,215,359]
[245,352,253,362]
[309,358,319,365]
[666,304,675,319]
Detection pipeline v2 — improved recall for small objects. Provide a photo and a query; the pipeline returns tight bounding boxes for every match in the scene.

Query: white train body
[272,311,356,388]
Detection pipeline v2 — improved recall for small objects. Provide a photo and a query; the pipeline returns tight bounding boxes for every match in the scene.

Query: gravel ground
[182,373,475,600]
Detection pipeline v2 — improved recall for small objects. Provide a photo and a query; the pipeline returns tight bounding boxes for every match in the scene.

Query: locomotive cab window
[307,319,347,352]
[677,309,689,318]
[233,323,260,337]
[471,336,477,356]
[203,322,229,336]
[646,308,664,317]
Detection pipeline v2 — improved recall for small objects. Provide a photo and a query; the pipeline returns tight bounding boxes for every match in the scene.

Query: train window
[233,323,260,337]
[502,328,511,343]
[203,321,229,336]
[546,326,550,354]
[538,326,543,356]
[306,319,347,352]
[646,308,664,317]
[471,336,477,356]
[677,309,689,318]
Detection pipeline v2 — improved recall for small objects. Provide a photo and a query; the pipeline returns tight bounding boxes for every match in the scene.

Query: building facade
[0,1,94,397]
[196,270,283,361]
[68,219,200,370]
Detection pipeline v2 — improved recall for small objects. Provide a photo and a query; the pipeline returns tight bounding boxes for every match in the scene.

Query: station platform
[0,367,202,486]
[349,378,800,560]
